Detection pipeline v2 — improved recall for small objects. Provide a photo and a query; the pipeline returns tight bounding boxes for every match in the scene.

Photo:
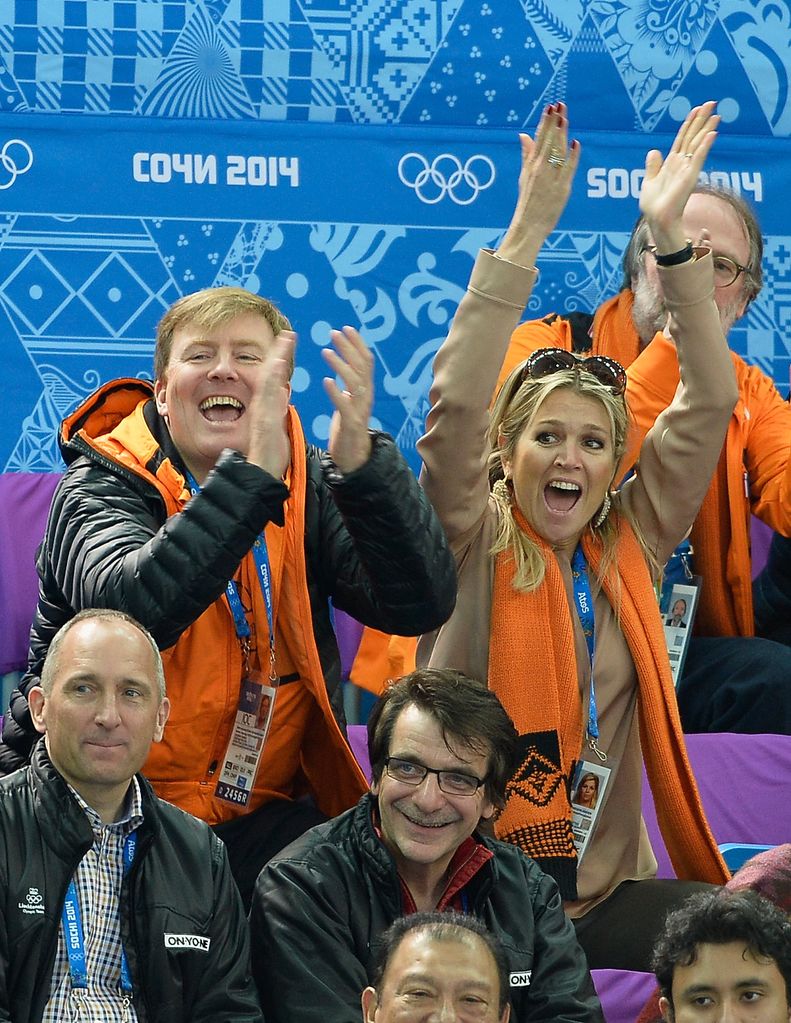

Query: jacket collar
[60,379,155,464]
[353,792,497,910]
[29,738,159,861]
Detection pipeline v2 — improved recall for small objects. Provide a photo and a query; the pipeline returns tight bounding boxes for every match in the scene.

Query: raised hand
[640,100,719,254]
[245,331,295,479]
[322,326,374,474]
[497,101,580,269]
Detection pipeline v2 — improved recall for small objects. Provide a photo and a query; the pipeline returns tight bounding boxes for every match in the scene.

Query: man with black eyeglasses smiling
[249,668,602,1023]
[503,184,791,735]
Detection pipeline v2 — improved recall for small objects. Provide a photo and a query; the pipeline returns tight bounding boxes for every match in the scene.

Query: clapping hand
[322,326,374,475]
[245,331,295,480]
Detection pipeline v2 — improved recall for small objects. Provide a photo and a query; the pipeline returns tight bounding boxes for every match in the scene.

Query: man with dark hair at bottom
[250,668,603,1023]
[0,609,261,1022]
[652,889,791,1022]
[504,185,791,734]
[362,913,511,1023]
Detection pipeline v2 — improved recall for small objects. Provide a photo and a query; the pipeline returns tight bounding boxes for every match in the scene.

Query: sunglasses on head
[520,347,627,395]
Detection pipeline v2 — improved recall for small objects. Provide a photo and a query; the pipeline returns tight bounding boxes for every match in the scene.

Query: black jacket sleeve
[37,449,287,651]
[1,450,285,770]
[250,853,373,1023]
[510,866,604,1023]
[313,433,456,635]
[191,839,265,1023]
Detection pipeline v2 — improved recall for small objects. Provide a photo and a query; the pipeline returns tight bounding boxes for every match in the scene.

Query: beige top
[418,248,737,914]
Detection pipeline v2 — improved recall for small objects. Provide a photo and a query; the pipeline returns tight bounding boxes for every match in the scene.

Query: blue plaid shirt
[43,779,144,1023]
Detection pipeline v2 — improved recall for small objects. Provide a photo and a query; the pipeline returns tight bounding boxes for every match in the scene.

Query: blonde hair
[487,362,655,595]
[154,287,292,379]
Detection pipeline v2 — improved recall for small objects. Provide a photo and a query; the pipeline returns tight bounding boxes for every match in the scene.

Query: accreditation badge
[215,671,278,807]
[661,576,702,688]
[570,758,614,864]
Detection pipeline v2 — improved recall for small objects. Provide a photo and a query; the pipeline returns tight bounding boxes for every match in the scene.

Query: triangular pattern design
[300,0,465,122]
[721,2,791,135]
[519,0,577,61]
[543,11,645,130]
[0,51,29,112]
[0,4,787,132]
[142,218,250,291]
[243,0,352,121]
[401,0,552,127]
[654,20,772,136]
[138,2,256,117]
[569,232,631,304]
[591,0,719,129]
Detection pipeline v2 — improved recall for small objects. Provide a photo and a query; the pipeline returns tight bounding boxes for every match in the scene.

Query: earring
[592,492,611,529]
[492,478,511,502]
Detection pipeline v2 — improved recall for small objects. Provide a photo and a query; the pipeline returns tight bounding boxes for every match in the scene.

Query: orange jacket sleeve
[740,361,791,534]
[348,628,417,696]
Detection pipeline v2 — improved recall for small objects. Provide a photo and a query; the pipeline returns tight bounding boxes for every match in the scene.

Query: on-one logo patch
[19,887,44,915]
[509,971,532,987]
[164,933,211,952]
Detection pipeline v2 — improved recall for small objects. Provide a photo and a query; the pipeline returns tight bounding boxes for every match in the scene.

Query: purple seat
[334,609,365,680]
[591,971,655,1023]
[751,515,774,578]
[593,733,791,1021]
[0,473,62,674]
[347,724,371,782]
[642,732,791,879]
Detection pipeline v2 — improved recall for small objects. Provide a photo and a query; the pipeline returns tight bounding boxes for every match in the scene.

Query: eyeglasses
[521,347,627,395]
[383,757,486,796]
[645,246,750,289]
[711,254,751,288]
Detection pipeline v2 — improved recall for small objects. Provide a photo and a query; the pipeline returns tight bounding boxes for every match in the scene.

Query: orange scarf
[488,508,728,899]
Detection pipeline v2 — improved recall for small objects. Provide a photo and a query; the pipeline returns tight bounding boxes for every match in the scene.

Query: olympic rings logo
[398,152,495,205]
[0,139,33,190]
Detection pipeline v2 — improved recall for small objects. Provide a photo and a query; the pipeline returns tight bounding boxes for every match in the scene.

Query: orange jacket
[508,303,791,637]
[70,385,367,823]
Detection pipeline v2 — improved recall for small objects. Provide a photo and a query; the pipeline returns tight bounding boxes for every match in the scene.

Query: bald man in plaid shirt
[0,609,262,1023]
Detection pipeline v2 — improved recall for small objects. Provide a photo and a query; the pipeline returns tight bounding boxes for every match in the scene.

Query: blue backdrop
[1,0,790,475]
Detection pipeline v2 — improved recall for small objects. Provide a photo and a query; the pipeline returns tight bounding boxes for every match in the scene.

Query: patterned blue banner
[1,0,790,478]
[0,115,786,228]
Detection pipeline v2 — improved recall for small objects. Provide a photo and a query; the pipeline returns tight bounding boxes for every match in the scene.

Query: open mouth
[544,480,582,513]
[199,396,244,423]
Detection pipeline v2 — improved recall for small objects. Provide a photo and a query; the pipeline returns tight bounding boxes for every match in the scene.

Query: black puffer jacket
[250,794,604,1023]
[0,381,456,774]
[0,742,262,1023]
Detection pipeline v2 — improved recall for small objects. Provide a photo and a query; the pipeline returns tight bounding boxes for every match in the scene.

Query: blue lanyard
[184,471,276,677]
[571,545,606,761]
[61,831,137,993]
